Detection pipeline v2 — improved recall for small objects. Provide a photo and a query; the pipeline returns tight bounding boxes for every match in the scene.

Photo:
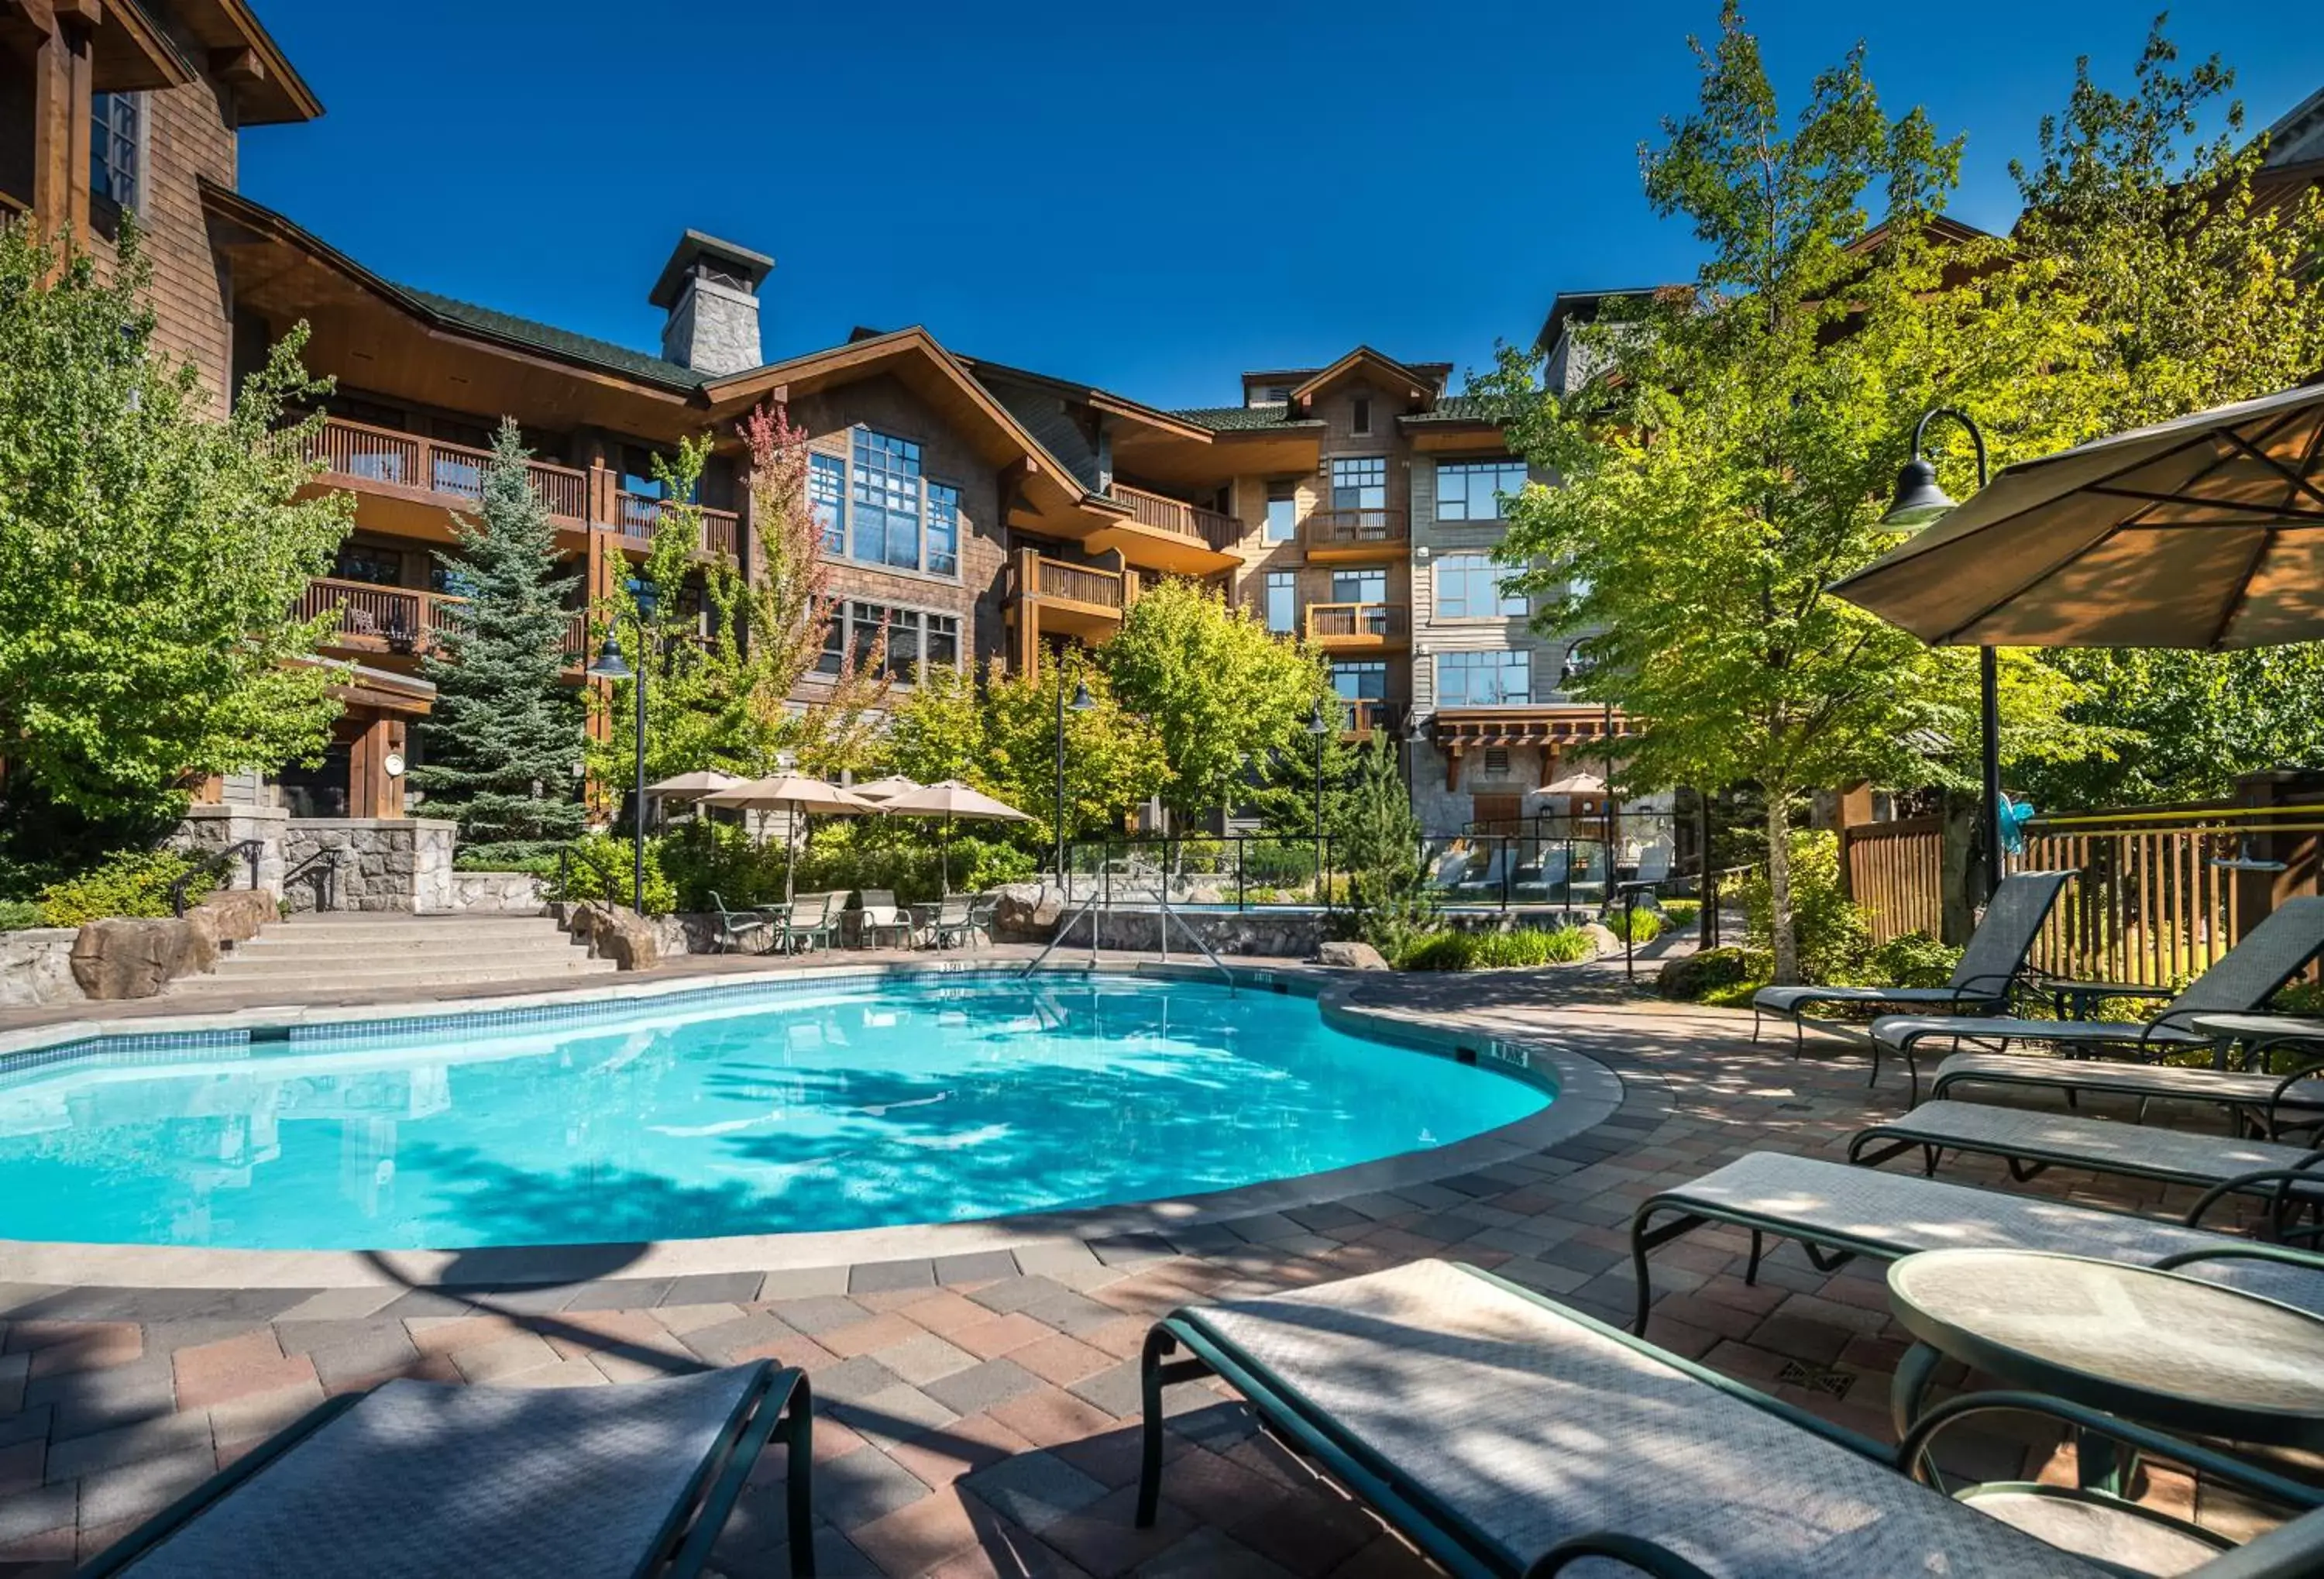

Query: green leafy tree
[0,220,352,871]
[1102,579,1329,825]
[410,420,588,863]
[1481,6,2085,982]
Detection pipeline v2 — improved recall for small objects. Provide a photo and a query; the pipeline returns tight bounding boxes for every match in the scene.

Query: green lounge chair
[1868,895,2324,1104]
[925,893,975,949]
[708,890,777,955]
[1930,1050,2324,1140]
[1751,870,2072,1065]
[782,891,846,954]
[83,1361,814,1577]
[1136,1259,2324,1577]
[1626,1151,2324,1338]
[854,889,916,949]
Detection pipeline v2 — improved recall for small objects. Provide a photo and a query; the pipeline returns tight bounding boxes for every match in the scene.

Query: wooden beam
[0,2,54,56]
[208,43,262,84]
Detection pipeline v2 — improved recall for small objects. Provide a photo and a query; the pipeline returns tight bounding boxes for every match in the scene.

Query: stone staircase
[170,912,617,999]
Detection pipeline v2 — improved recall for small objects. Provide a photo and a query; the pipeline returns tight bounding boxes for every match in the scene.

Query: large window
[1435,553,1526,618]
[1437,459,1528,521]
[925,482,960,576]
[1263,486,1298,544]
[1332,568,1386,606]
[817,601,961,683]
[91,93,143,215]
[851,431,923,569]
[810,452,846,554]
[1333,660,1387,731]
[1265,571,1297,634]
[1330,456,1387,511]
[1436,649,1532,707]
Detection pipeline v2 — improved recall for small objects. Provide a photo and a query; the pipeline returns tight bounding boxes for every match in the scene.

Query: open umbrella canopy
[700,775,881,814]
[644,769,741,801]
[1830,381,2324,651]
[1542,769,1608,796]
[849,775,924,803]
[877,780,1033,821]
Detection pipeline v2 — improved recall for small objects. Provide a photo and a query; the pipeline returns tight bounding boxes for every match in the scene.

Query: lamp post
[1307,704,1329,907]
[1054,670,1095,884]
[586,576,658,912]
[1883,408,1999,903]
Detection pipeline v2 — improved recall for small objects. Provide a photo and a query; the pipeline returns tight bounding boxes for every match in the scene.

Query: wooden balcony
[1006,549,1129,654]
[1089,482,1245,577]
[301,576,590,672]
[1305,602,1410,652]
[304,415,737,559]
[1340,698,1395,741]
[1112,482,1240,552]
[1301,507,1409,562]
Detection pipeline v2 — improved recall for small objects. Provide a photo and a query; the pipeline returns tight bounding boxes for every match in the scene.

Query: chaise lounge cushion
[121,1366,765,1578]
[1753,983,1978,1014]
[1934,1051,2324,1115]
[1853,1100,2324,1191]
[1188,1259,2120,1577]
[1871,1013,2208,1054]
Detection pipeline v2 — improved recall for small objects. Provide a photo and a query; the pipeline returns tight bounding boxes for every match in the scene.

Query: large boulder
[1581,922,1622,958]
[988,882,1064,942]
[1316,939,1390,970]
[572,903,661,971]
[70,917,212,999]
[187,887,277,947]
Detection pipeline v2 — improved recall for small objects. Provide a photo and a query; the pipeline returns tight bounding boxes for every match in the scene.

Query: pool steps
[169,912,617,996]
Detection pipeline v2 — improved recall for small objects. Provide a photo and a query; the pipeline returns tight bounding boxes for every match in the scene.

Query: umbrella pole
[786,803,798,905]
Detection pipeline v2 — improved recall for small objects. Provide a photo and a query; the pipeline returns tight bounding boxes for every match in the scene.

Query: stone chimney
[649,231,775,376]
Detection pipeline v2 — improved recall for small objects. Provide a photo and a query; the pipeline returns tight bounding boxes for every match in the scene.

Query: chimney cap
[649,230,775,309]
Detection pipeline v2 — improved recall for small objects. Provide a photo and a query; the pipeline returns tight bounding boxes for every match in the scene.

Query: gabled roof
[1403,393,1501,425]
[1167,404,1325,433]
[1287,346,1443,408]
[177,0,325,123]
[957,354,1216,443]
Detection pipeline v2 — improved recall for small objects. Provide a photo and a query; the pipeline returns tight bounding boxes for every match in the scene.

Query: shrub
[1865,931,1962,989]
[36,848,202,926]
[0,898,45,931]
[1655,944,1773,1003]
[1737,831,1871,983]
[558,834,677,917]
[1398,924,1592,971]
[1658,898,1701,928]
[1607,906,1664,944]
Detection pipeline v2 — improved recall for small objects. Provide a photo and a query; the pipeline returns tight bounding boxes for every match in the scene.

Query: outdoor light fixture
[1307,705,1329,906]
[1886,408,2002,903]
[586,634,630,681]
[1054,673,1097,881]
[585,579,659,910]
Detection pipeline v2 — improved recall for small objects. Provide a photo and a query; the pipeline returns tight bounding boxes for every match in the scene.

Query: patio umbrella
[1829,381,2324,650]
[849,775,923,802]
[700,774,880,901]
[645,769,741,800]
[876,779,1032,893]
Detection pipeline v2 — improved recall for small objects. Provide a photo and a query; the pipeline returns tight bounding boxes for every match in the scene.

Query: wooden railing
[1033,556,1126,610]
[1305,602,1410,641]
[1112,482,1239,552]
[1340,699,1393,738]
[304,416,588,523]
[1842,817,1945,944]
[301,576,592,671]
[2011,807,2261,988]
[614,490,742,558]
[1303,507,1409,549]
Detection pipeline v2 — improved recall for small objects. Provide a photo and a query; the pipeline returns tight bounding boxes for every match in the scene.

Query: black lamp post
[1306,704,1330,906]
[586,576,658,912]
[1883,408,1999,902]
[1054,670,1095,882]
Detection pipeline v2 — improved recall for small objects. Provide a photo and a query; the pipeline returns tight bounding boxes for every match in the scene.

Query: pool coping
[0,959,1626,1290]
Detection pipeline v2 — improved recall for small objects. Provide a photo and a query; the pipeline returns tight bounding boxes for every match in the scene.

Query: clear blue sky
[239,2,2316,411]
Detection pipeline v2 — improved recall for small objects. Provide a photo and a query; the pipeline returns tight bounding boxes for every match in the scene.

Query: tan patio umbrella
[849,775,923,802]
[645,769,741,800]
[700,774,881,901]
[877,779,1032,893]
[1829,380,2324,650]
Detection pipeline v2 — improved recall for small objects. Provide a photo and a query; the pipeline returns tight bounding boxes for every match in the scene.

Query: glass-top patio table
[1887,1248,2324,1486]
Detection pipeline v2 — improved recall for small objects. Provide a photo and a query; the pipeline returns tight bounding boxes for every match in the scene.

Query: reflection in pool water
[0,975,1549,1250]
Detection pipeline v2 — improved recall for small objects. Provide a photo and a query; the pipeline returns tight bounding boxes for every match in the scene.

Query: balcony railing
[1112,482,1240,552]
[300,576,592,669]
[1340,699,1394,738]
[1033,556,1125,609]
[1302,507,1409,550]
[1305,603,1410,642]
[304,415,588,524]
[615,490,743,558]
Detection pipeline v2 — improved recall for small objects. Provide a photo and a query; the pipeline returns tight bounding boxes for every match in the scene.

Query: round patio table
[1886,1249,2324,1483]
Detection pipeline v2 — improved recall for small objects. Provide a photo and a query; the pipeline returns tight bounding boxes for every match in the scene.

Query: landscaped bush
[1737,831,1872,984]
[558,834,677,917]
[1655,944,1773,1004]
[0,899,45,931]
[1865,931,1962,989]
[36,848,202,927]
[1607,906,1664,944]
[1657,897,1701,929]
[1399,924,1593,972]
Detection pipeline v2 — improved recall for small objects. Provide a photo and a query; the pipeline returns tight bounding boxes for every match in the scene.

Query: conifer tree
[411,421,587,863]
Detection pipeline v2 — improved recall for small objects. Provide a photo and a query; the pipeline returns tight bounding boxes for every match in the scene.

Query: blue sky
[239,2,2317,410]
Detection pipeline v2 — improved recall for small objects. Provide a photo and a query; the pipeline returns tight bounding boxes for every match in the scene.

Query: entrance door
[1471,793,1524,835]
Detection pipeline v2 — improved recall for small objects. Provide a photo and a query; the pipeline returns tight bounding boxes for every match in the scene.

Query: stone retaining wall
[448,871,546,913]
[279,819,457,913]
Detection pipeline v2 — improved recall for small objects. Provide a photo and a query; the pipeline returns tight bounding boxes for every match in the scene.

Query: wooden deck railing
[304,415,589,523]
[301,576,592,670]
[1340,699,1393,738]
[1303,507,1409,549]
[614,490,742,557]
[1841,817,1945,944]
[1112,483,1239,552]
[1305,603,1410,641]
[2012,808,2257,988]
[1034,556,1126,609]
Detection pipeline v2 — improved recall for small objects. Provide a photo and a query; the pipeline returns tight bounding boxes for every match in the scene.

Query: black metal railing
[281,847,343,913]
[169,839,265,916]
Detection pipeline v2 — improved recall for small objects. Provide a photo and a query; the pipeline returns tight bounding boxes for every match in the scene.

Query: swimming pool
[0,974,1550,1250]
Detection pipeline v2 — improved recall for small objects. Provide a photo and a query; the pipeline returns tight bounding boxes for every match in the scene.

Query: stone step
[211,944,595,975]
[172,955,620,994]
[254,916,566,941]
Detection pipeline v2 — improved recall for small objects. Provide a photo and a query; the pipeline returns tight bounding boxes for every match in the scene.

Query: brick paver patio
[0,959,2284,1574]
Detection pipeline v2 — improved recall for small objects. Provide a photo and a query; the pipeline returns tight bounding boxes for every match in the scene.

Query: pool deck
[0,951,2283,1574]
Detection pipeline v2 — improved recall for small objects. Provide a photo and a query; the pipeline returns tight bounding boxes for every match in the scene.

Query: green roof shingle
[1167,403,1322,432]
[404,290,711,390]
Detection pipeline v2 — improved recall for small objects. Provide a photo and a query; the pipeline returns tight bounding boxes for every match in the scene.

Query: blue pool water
[0,975,1549,1250]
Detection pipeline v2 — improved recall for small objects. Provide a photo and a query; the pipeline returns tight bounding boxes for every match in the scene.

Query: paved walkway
[0,958,2284,1575]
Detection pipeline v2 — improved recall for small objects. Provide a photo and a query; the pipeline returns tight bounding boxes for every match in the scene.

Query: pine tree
[1340,735,1430,955]
[411,420,587,864]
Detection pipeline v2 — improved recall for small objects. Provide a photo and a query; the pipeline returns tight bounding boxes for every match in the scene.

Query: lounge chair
[83,1361,814,1577]
[925,893,975,949]
[854,889,915,949]
[1627,1151,2324,1337]
[1750,870,2072,1064]
[1930,1051,2324,1140]
[1866,894,2324,1104]
[1845,1100,2324,1208]
[1135,1258,2324,1578]
[782,891,846,954]
[708,890,777,955]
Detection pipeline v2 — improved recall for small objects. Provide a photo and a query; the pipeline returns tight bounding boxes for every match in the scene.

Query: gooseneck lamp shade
[1306,705,1329,737]
[1070,680,1095,712]
[586,634,631,681]
[1882,456,1959,528]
